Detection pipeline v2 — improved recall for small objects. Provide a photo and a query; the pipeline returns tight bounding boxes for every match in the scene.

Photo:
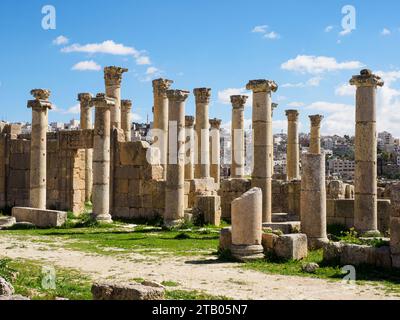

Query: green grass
[240,250,400,295]
[0,223,220,257]
[166,290,232,300]
[161,280,180,287]
[0,258,92,300]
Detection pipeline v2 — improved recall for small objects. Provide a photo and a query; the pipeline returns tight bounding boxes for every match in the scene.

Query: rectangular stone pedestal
[194,195,221,226]
[12,207,67,228]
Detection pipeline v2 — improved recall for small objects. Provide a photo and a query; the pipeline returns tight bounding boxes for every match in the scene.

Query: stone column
[165,90,189,226]
[247,80,278,223]
[78,93,94,203]
[92,93,115,223]
[231,187,264,261]
[309,115,324,154]
[194,88,212,179]
[104,66,128,130]
[153,79,174,178]
[210,118,222,186]
[28,89,52,210]
[271,103,278,175]
[350,69,384,235]
[285,110,300,181]
[231,95,247,178]
[301,153,328,249]
[121,100,132,142]
[185,116,195,180]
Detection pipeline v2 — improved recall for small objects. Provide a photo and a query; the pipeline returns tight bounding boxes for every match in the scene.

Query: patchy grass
[0,223,220,257]
[161,280,180,287]
[240,250,400,295]
[166,289,232,300]
[0,258,92,300]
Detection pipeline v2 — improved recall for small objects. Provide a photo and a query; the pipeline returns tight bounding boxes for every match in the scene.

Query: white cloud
[306,101,355,135]
[217,88,252,107]
[281,55,364,74]
[252,25,268,33]
[136,56,151,65]
[53,35,69,46]
[131,112,142,122]
[264,31,280,40]
[282,76,322,88]
[146,67,159,75]
[335,83,355,96]
[71,60,101,71]
[287,102,305,107]
[325,26,334,33]
[381,28,391,36]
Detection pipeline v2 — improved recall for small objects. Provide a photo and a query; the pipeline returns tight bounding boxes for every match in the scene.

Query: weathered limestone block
[0,216,16,229]
[231,188,264,261]
[262,222,300,234]
[390,217,400,255]
[340,244,378,266]
[219,178,251,220]
[58,130,94,150]
[327,180,346,200]
[274,234,308,261]
[262,233,278,251]
[12,207,67,227]
[219,227,232,251]
[194,195,221,226]
[92,281,165,300]
[323,242,344,263]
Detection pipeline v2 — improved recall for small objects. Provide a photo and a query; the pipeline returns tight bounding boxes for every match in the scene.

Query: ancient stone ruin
[1,67,400,271]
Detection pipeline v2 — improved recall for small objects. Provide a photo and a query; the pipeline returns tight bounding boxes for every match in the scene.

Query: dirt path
[1,235,398,300]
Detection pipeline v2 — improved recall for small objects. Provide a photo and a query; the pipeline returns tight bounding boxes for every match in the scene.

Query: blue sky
[1,0,400,136]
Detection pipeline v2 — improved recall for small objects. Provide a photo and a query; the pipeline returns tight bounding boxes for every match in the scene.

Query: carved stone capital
[92,93,116,109]
[285,109,299,122]
[246,79,278,93]
[209,118,222,130]
[166,90,190,102]
[77,93,93,109]
[185,116,195,128]
[349,69,384,88]
[153,78,174,98]
[121,99,132,111]
[104,66,128,87]
[231,95,248,109]
[309,114,324,127]
[31,89,51,101]
[193,88,212,104]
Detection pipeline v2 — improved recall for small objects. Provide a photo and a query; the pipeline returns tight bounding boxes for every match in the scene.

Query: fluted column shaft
[194,88,212,179]
[350,69,384,234]
[286,110,300,181]
[231,95,247,178]
[247,80,278,223]
[28,89,52,210]
[165,90,189,226]
[78,93,93,203]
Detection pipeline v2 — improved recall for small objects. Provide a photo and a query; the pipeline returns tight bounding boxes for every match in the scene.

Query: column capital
[185,116,195,128]
[153,78,174,97]
[121,99,132,111]
[209,118,222,130]
[309,114,324,127]
[28,89,52,110]
[92,93,116,109]
[231,95,248,109]
[193,88,212,104]
[350,69,384,88]
[167,89,190,102]
[77,93,93,107]
[31,89,51,101]
[104,66,128,87]
[246,79,278,93]
[285,109,299,121]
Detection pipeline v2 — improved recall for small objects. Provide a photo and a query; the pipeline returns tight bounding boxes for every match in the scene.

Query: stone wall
[111,140,165,220]
[219,178,251,220]
[327,199,391,233]
[1,129,91,214]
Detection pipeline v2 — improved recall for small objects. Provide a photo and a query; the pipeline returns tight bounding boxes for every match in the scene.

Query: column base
[92,213,113,224]
[231,244,265,262]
